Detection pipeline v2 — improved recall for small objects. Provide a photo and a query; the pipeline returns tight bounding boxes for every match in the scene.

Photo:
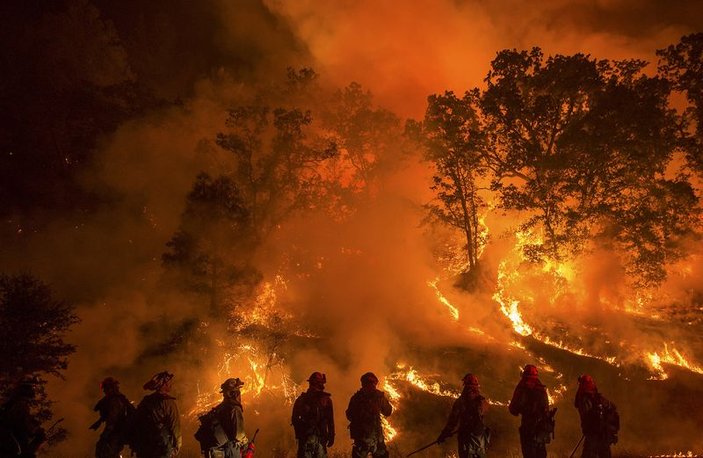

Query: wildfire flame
[190,342,301,417]
[497,296,533,337]
[646,344,703,380]
[381,417,398,442]
[387,365,461,398]
[546,383,568,406]
[428,277,460,321]
[191,276,302,417]
[386,365,509,407]
[492,231,703,380]
[380,378,401,442]
[428,278,490,339]
[649,453,698,457]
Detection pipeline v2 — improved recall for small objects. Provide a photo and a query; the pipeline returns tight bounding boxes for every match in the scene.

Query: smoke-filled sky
[2,0,703,456]
[271,0,703,116]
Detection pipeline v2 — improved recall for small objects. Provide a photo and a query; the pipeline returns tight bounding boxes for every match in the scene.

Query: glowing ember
[648,453,698,457]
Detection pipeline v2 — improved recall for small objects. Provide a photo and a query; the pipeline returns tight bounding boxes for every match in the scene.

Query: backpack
[292,392,318,438]
[459,395,487,436]
[294,391,333,440]
[194,408,228,452]
[534,408,557,444]
[598,397,619,444]
[127,395,172,455]
[114,395,136,445]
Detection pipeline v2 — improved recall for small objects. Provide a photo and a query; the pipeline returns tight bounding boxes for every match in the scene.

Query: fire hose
[570,435,585,458]
[406,430,457,457]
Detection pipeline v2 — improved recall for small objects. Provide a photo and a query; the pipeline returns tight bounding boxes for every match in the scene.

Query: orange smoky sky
[269,0,703,117]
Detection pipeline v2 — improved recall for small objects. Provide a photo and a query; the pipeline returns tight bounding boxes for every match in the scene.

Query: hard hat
[462,373,480,387]
[143,371,174,391]
[220,377,245,392]
[522,364,538,378]
[307,372,327,384]
[360,372,379,385]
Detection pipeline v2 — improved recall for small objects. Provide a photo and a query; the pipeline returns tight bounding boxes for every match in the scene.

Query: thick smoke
[1,0,703,456]
[269,0,703,117]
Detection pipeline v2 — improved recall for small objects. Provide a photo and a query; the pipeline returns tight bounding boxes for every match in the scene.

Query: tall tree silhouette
[658,33,703,174]
[481,48,695,285]
[215,69,338,242]
[415,90,488,273]
[320,82,403,204]
[419,48,698,286]
[162,174,258,314]
[0,273,78,444]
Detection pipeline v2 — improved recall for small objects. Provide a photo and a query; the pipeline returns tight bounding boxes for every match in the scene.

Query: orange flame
[191,276,303,417]
[428,277,460,321]
[381,417,398,442]
[646,344,703,380]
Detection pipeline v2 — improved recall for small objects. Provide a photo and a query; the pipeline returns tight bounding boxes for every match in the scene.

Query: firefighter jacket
[441,388,489,438]
[509,377,548,431]
[292,389,335,442]
[134,392,181,457]
[214,398,247,444]
[345,388,392,441]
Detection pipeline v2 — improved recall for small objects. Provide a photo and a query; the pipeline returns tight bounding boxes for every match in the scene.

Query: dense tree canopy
[419,47,700,286]
[658,33,703,174]
[0,274,78,384]
[0,274,78,440]
[412,90,488,273]
[163,69,406,312]
[162,174,259,314]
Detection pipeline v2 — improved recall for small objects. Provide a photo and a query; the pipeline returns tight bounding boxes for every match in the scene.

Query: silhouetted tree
[162,174,260,314]
[480,48,695,285]
[320,82,403,204]
[419,48,698,286]
[658,33,703,174]
[215,69,338,242]
[414,90,488,273]
[164,70,337,313]
[0,273,78,444]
